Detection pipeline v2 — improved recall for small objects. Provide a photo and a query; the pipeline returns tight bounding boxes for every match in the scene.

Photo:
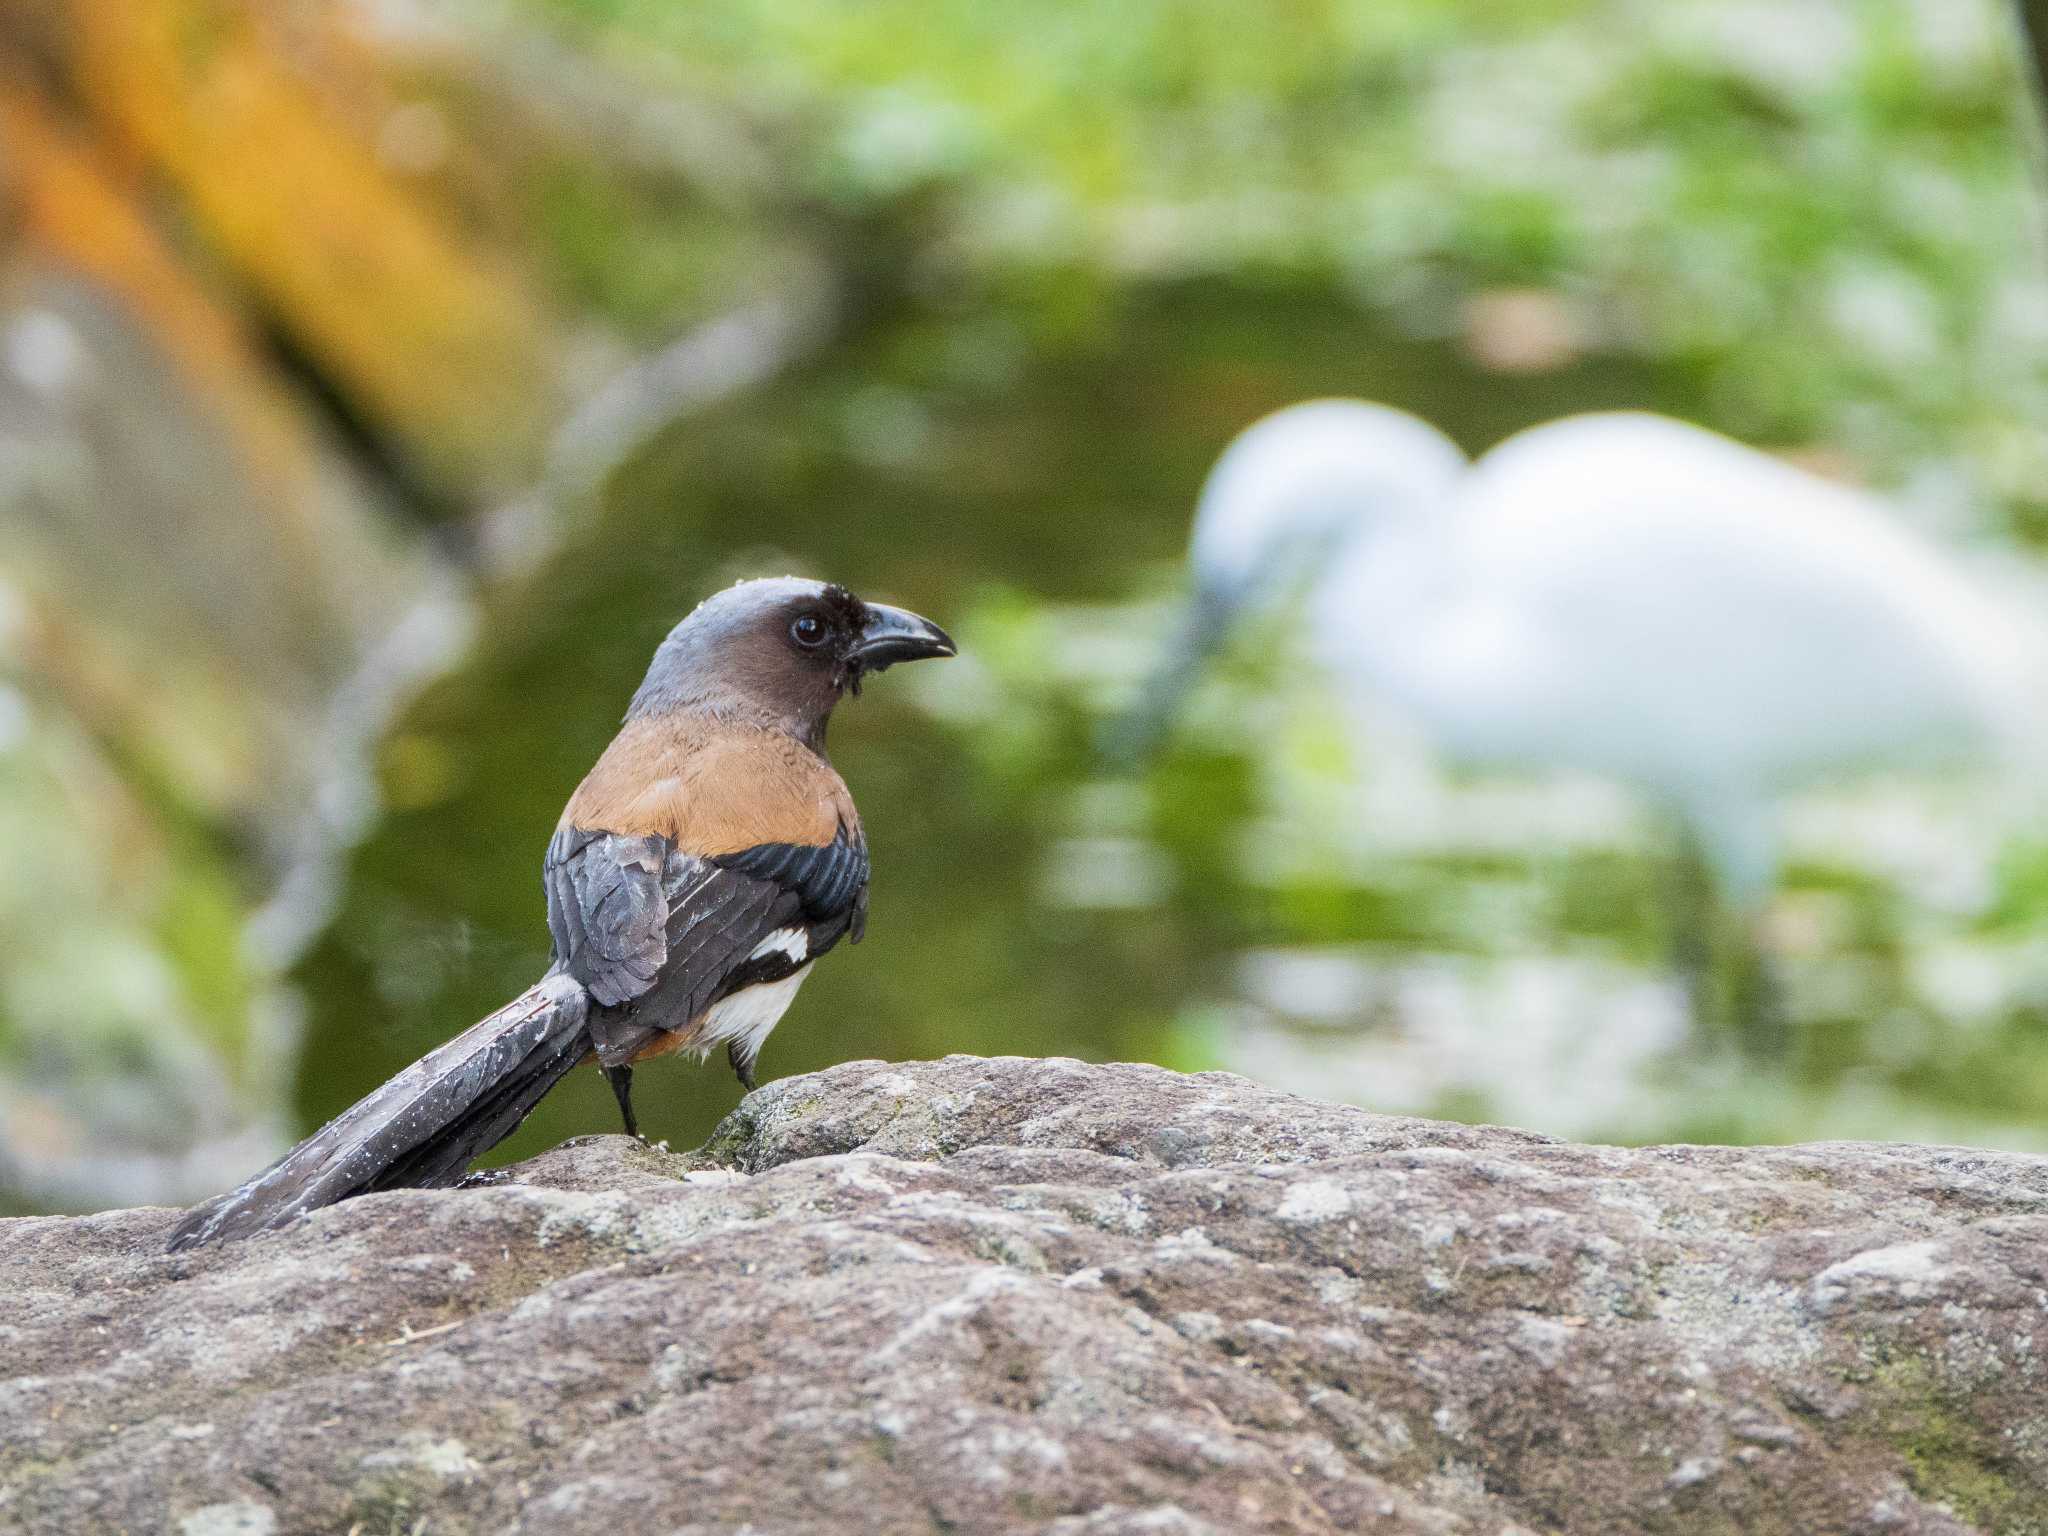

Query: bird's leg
[1679,888,1794,1062]
[1715,816,1793,1062]
[604,1065,641,1140]
[1662,833,1718,1027]
[1728,912,1793,1064]
[1666,806,1793,1060]
[728,1041,758,1093]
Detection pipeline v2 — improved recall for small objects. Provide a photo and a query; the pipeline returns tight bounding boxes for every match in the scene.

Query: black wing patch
[711,831,869,922]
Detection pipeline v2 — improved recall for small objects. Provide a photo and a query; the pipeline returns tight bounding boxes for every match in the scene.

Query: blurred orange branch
[0,75,320,511]
[59,0,559,503]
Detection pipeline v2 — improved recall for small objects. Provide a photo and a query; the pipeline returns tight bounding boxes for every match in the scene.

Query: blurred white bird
[1135,400,2045,1044]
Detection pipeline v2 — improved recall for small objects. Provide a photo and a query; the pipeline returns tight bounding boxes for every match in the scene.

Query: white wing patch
[747,927,809,964]
[698,963,811,1062]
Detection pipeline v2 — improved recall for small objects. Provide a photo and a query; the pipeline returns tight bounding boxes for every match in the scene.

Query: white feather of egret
[1183,400,2048,907]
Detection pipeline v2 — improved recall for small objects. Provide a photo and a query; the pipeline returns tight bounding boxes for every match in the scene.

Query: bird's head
[629,576,955,745]
[1114,400,1465,757]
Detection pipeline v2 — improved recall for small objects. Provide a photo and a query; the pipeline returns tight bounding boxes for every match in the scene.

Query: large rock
[4,1056,2047,1534]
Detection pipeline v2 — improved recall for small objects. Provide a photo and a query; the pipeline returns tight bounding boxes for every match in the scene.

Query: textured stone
[4,1055,2048,1534]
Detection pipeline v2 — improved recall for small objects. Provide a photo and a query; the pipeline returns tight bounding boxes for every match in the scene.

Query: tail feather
[168,973,592,1251]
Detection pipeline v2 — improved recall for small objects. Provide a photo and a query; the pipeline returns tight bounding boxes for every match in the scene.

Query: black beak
[1100,580,1240,764]
[850,602,956,673]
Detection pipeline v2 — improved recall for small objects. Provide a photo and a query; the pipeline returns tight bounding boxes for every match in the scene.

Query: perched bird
[170,577,954,1248]
[1136,401,2042,1034]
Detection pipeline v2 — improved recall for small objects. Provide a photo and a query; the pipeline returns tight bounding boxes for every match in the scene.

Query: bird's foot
[728,1041,758,1093]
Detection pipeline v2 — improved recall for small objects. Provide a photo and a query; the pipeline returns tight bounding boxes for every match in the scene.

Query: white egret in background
[1132,400,2044,1047]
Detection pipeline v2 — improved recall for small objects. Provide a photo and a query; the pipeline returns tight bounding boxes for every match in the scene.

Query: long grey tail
[168,973,592,1250]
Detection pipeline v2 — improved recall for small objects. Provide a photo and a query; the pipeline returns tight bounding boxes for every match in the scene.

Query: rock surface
[5,1055,2048,1534]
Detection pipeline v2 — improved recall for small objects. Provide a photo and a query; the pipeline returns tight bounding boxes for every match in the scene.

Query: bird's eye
[790,613,829,649]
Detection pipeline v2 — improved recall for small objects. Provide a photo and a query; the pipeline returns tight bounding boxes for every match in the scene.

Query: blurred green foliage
[288,0,2048,1163]
[528,0,2047,536]
[13,0,2048,1212]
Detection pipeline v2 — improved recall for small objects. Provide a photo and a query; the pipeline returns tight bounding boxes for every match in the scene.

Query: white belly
[697,962,811,1062]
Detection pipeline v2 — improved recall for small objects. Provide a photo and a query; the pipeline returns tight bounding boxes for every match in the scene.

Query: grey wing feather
[545,830,812,1067]
[544,827,670,1007]
[546,824,876,1070]
[587,856,806,1067]
[661,858,798,1003]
